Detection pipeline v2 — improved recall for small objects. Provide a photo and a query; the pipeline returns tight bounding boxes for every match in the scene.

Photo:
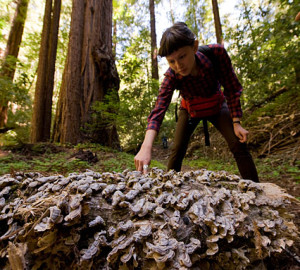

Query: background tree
[149,0,159,80]
[53,0,120,148]
[0,0,29,128]
[31,0,61,143]
[211,0,223,44]
[168,0,175,24]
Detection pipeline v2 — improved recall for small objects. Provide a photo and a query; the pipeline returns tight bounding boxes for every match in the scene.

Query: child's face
[166,41,198,76]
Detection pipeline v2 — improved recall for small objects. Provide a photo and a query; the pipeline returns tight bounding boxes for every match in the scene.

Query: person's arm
[134,129,157,173]
[134,71,175,173]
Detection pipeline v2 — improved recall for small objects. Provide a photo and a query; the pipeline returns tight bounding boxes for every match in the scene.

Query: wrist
[141,142,152,151]
[232,120,241,124]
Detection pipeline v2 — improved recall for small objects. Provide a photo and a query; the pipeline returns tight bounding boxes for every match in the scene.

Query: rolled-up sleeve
[147,73,175,132]
[210,44,243,119]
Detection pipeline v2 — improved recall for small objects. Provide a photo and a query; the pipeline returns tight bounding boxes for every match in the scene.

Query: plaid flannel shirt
[147,44,243,132]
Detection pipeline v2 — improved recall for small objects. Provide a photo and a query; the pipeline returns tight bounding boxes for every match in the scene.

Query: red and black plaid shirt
[147,44,243,132]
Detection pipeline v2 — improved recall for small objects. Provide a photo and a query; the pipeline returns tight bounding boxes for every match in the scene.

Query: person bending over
[134,22,259,182]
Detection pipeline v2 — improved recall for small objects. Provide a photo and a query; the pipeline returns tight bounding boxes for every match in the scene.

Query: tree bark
[149,0,159,80]
[31,0,61,143]
[211,0,223,44]
[53,0,120,148]
[0,0,29,128]
[52,0,85,144]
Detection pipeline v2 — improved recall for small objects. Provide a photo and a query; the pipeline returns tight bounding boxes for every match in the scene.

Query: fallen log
[0,169,299,269]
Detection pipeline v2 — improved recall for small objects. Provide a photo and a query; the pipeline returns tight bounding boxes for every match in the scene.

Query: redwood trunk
[53,0,120,148]
[0,0,29,128]
[31,0,61,143]
[149,0,159,80]
[53,0,84,144]
[211,0,223,44]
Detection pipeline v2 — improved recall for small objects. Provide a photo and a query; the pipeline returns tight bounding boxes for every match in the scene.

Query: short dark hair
[158,22,196,57]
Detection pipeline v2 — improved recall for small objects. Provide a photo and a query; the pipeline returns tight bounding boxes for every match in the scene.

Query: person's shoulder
[206,44,228,56]
[207,44,224,49]
[207,44,225,51]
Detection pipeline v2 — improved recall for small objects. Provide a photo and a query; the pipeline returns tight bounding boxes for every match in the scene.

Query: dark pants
[167,103,259,182]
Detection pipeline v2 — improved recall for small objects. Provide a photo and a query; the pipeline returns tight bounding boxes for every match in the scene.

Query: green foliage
[227,0,299,107]
[183,0,215,44]
[90,93,120,127]
[113,0,149,55]
[116,26,158,149]
[0,0,14,45]
[0,1,39,144]
[0,127,30,148]
[0,151,90,175]
[0,57,32,142]
[243,87,299,128]
[82,90,120,144]
[0,153,31,173]
[255,158,300,183]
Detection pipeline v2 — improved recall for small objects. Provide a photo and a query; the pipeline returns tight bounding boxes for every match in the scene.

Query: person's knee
[228,141,249,156]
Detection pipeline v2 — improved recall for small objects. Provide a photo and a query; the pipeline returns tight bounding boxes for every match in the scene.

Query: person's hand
[134,146,152,174]
[233,122,249,143]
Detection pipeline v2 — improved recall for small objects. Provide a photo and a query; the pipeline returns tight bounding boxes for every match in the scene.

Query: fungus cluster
[0,168,298,269]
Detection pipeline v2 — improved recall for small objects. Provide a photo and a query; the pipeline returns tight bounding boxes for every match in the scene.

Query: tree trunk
[31,0,61,143]
[149,0,159,80]
[169,0,175,24]
[53,0,120,148]
[52,0,85,144]
[0,0,29,128]
[112,18,117,57]
[211,0,223,44]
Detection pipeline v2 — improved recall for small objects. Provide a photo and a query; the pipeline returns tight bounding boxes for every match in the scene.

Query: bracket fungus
[0,168,298,269]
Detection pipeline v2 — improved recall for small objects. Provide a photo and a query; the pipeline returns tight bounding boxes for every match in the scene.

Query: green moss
[0,143,166,176]
[183,157,238,175]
